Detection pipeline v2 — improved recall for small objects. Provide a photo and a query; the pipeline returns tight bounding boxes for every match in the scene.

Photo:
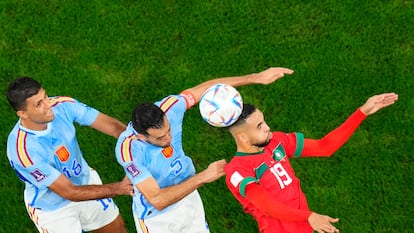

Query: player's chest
[146,145,193,177]
[251,144,296,190]
[38,123,78,164]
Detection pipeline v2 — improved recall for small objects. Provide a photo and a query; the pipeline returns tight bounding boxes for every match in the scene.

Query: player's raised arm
[302,92,398,157]
[182,67,294,105]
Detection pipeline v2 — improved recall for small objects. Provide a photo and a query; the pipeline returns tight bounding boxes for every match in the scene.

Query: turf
[0,0,413,232]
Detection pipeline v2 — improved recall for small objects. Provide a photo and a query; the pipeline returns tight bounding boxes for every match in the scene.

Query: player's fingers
[217,159,227,164]
[280,68,294,74]
[321,223,339,233]
[270,67,294,74]
[329,217,339,223]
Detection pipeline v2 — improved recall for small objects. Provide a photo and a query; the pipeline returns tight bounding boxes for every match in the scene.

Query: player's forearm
[50,182,126,202]
[182,73,257,103]
[149,173,207,210]
[245,184,312,221]
[302,108,366,156]
[70,184,124,201]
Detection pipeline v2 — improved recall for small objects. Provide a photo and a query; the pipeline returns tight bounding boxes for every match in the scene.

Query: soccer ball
[199,83,243,127]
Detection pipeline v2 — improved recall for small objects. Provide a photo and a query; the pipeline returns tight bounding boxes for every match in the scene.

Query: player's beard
[148,140,170,148]
[253,132,271,148]
[253,138,270,148]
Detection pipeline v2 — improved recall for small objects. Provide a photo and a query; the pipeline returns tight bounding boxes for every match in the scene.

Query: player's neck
[20,119,48,131]
[236,143,263,154]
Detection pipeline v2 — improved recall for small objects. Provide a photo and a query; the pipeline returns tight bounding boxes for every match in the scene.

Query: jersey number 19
[269,163,292,189]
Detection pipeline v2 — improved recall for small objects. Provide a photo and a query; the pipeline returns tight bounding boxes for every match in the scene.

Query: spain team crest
[55,145,70,162]
[162,146,174,158]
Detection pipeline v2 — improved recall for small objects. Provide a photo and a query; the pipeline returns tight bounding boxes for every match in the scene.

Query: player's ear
[136,133,147,141]
[236,132,249,143]
[17,110,28,119]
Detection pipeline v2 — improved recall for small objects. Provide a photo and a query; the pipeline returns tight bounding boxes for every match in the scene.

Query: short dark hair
[7,77,42,111]
[228,103,257,129]
[132,102,165,136]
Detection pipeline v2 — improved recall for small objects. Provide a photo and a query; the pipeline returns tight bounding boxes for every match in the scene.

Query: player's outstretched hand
[200,159,227,184]
[308,212,339,233]
[117,175,135,196]
[252,67,294,85]
[359,93,398,116]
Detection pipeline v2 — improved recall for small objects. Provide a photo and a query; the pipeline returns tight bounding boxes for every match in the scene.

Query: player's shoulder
[116,125,143,151]
[117,126,136,144]
[224,156,248,174]
[157,95,186,113]
[49,96,77,107]
[7,128,44,166]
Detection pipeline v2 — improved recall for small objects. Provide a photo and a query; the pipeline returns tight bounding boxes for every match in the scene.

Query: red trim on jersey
[245,183,312,222]
[121,134,135,162]
[302,108,367,157]
[50,96,75,107]
[16,130,33,168]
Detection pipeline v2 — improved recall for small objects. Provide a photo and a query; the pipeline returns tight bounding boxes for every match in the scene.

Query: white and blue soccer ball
[199,83,243,127]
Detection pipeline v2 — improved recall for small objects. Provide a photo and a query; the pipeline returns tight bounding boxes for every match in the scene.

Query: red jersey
[225,132,313,233]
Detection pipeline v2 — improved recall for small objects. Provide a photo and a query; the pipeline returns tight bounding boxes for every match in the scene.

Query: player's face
[145,116,172,148]
[244,109,272,148]
[18,88,54,131]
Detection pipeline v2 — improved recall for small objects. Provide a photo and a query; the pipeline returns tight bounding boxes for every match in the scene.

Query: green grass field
[0,0,413,232]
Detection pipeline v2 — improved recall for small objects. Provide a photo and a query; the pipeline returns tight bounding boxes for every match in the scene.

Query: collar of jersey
[235,149,264,156]
[18,119,52,136]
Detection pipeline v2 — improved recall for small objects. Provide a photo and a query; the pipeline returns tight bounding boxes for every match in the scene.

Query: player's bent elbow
[148,197,170,211]
[151,200,169,211]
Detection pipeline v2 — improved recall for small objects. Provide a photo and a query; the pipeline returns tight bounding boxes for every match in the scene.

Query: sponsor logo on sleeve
[30,169,46,182]
[126,163,141,177]
[230,171,243,188]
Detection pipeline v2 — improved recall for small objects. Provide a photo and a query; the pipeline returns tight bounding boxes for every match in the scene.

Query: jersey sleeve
[245,183,312,221]
[50,96,99,126]
[115,132,153,185]
[225,162,257,198]
[272,132,305,158]
[155,95,187,115]
[301,108,366,157]
[7,132,61,189]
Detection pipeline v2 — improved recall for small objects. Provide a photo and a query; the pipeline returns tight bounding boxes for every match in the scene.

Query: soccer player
[6,77,134,233]
[115,67,294,233]
[224,93,398,233]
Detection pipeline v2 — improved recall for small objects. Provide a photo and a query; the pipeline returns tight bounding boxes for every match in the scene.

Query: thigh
[80,169,121,231]
[135,190,210,233]
[79,198,120,231]
[26,203,83,233]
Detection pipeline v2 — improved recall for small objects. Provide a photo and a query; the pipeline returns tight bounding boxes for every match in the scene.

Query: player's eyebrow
[156,126,170,140]
[34,92,47,107]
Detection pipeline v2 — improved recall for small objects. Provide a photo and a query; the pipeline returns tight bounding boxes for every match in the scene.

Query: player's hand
[117,175,135,196]
[308,212,339,233]
[252,67,294,85]
[200,159,227,183]
[359,93,398,116]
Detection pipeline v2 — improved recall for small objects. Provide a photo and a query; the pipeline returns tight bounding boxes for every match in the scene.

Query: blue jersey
[6,96,99,211]
[115,95,196,219]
